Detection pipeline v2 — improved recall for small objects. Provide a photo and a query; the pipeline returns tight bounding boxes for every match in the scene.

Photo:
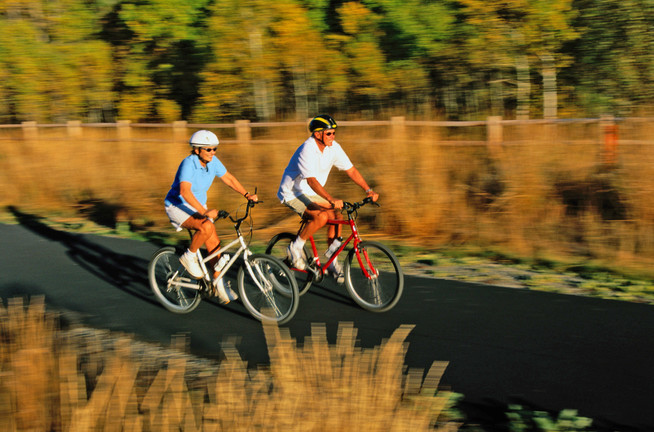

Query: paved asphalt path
[1,216,653,431]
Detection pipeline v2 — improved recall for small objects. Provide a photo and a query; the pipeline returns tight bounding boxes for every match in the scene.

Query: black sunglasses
[324,131,336,136]
[201,147,218,152]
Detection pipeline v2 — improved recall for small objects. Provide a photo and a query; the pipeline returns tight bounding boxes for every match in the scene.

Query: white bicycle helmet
[189,130,219,147]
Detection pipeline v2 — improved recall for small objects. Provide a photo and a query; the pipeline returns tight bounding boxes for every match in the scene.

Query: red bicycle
[266,197,403,312]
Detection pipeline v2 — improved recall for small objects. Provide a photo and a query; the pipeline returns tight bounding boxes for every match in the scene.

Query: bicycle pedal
[306,265,322,281]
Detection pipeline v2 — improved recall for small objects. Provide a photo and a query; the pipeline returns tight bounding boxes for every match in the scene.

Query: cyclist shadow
[7,206,158,307]
[300,278,357,308]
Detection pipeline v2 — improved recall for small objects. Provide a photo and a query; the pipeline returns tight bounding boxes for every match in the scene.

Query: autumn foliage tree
[0,0,652,122]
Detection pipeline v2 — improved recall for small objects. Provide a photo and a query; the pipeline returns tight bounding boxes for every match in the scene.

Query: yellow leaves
[340,1,379,35]
[116,93,154,123]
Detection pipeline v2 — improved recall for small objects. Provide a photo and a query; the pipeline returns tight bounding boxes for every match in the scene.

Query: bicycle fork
[243,253,285,317]
[354,244,383,305]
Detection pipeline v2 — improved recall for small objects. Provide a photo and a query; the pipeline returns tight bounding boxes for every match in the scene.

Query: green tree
[193,0,278,121]
[336,2,395,111]
[194,0,346,121]
[457,0,577,119]
[0,0,114,122]
[563,0,654,116]
[106,0,211,121]
[366,0,457,114]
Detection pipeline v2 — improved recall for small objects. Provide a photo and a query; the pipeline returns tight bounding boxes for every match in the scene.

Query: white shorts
[283,194,330,216]
[165,203,204,231]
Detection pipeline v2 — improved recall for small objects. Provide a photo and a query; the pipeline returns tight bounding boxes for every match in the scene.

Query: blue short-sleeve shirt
[165,154,227,208]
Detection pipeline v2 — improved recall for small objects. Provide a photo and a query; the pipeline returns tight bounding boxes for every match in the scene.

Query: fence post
[600,115,618,166]
[391,116,406,143]
[487,116,503,145]
[173,120,188,143]
[235,120,251,144]
[117,120,131,141]
[21,121,38,141]
[67,120,82,138]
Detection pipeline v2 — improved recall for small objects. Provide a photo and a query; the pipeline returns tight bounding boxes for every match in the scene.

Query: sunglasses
[201,147,218,152]
[324,131,336,136]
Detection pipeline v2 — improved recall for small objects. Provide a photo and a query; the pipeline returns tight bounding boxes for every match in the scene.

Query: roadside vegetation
[1,297,464,431]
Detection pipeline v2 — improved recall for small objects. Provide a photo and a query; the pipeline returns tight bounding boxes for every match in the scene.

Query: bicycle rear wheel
[265,232,314,295]
[344,241,403,312]
[238,254,299,324]
[148,247,202,313]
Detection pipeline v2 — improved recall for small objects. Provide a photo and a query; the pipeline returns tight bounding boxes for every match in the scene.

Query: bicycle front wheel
[344,241,404,312]
[238,254,299,325]
[148,247,202,313]
[265,232,314,295]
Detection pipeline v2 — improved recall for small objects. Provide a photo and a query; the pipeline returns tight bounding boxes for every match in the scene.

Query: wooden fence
[0,115,633,164]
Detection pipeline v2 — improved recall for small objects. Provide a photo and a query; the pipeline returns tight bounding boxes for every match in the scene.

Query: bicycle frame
[306,209,376,280]
[169,202,271,294]
[196,235,249,283]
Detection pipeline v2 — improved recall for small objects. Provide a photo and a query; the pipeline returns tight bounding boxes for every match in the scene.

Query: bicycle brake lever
[363,196,380,207]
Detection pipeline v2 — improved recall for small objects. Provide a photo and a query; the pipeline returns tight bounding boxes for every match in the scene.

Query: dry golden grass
[0,297,458,431]
[3,120,654,268]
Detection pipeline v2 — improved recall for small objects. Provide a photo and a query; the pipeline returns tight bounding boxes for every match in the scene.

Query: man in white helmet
[165,130,258,304]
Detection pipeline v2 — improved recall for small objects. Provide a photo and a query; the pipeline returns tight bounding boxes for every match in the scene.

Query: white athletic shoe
[179,250,203,279]
[327,259,344,284]
[286,243,307,270]
[214,278,238,304]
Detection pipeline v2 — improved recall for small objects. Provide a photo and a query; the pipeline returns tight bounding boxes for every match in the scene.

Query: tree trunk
[541,53,557,119]
[248,30,273,120]
[516,54,530,120]
[293,65,308,120]
[490,71,503,117]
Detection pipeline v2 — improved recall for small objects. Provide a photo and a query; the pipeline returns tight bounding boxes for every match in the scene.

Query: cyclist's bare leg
[326,210,343,244]
[182,217,221,271]
[298,203,331,241]
[205,236,221,277]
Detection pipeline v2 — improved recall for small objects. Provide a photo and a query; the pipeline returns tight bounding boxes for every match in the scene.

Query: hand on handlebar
[367,190,379,202]
[331,199,344,210]
[203,209,219,220]
[362,196,380,207]
[245,187,259,203]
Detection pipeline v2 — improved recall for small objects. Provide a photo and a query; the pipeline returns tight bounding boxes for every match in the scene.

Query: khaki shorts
[283,194,330,216]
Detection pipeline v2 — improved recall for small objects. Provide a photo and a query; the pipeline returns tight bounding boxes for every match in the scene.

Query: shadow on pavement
[7,206,158,307]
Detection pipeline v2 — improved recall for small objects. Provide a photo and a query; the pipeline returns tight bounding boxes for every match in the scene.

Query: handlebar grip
[218,210,230,219]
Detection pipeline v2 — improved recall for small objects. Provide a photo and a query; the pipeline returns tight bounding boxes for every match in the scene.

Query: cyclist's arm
[220,171,258,201]
[306,177,342,209]
[345,167,378,201]
[179,182,217,219]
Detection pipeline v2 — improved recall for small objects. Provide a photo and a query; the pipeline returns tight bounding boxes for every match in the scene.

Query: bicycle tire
[148,247,202,313]
[344,241,404,312]
[265,232,314,295]
[237,253,299,325]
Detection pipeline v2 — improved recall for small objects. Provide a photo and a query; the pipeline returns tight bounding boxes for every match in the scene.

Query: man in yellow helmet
[277,115,378,282]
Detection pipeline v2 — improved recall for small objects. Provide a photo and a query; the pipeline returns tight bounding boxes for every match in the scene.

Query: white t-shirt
[277,136,353,202]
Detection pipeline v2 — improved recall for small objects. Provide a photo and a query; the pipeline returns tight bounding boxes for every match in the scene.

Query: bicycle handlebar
[216,187,263,225]
[342,196,380,213]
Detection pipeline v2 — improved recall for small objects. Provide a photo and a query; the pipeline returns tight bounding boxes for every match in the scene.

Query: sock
[292,237,306,250]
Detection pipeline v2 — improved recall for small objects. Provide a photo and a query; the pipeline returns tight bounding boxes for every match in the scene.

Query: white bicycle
[148,199,299,324]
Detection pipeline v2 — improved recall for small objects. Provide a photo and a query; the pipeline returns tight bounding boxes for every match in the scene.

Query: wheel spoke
[345,241,404,312]
[148,248,202,314]
[238,254,299,324]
